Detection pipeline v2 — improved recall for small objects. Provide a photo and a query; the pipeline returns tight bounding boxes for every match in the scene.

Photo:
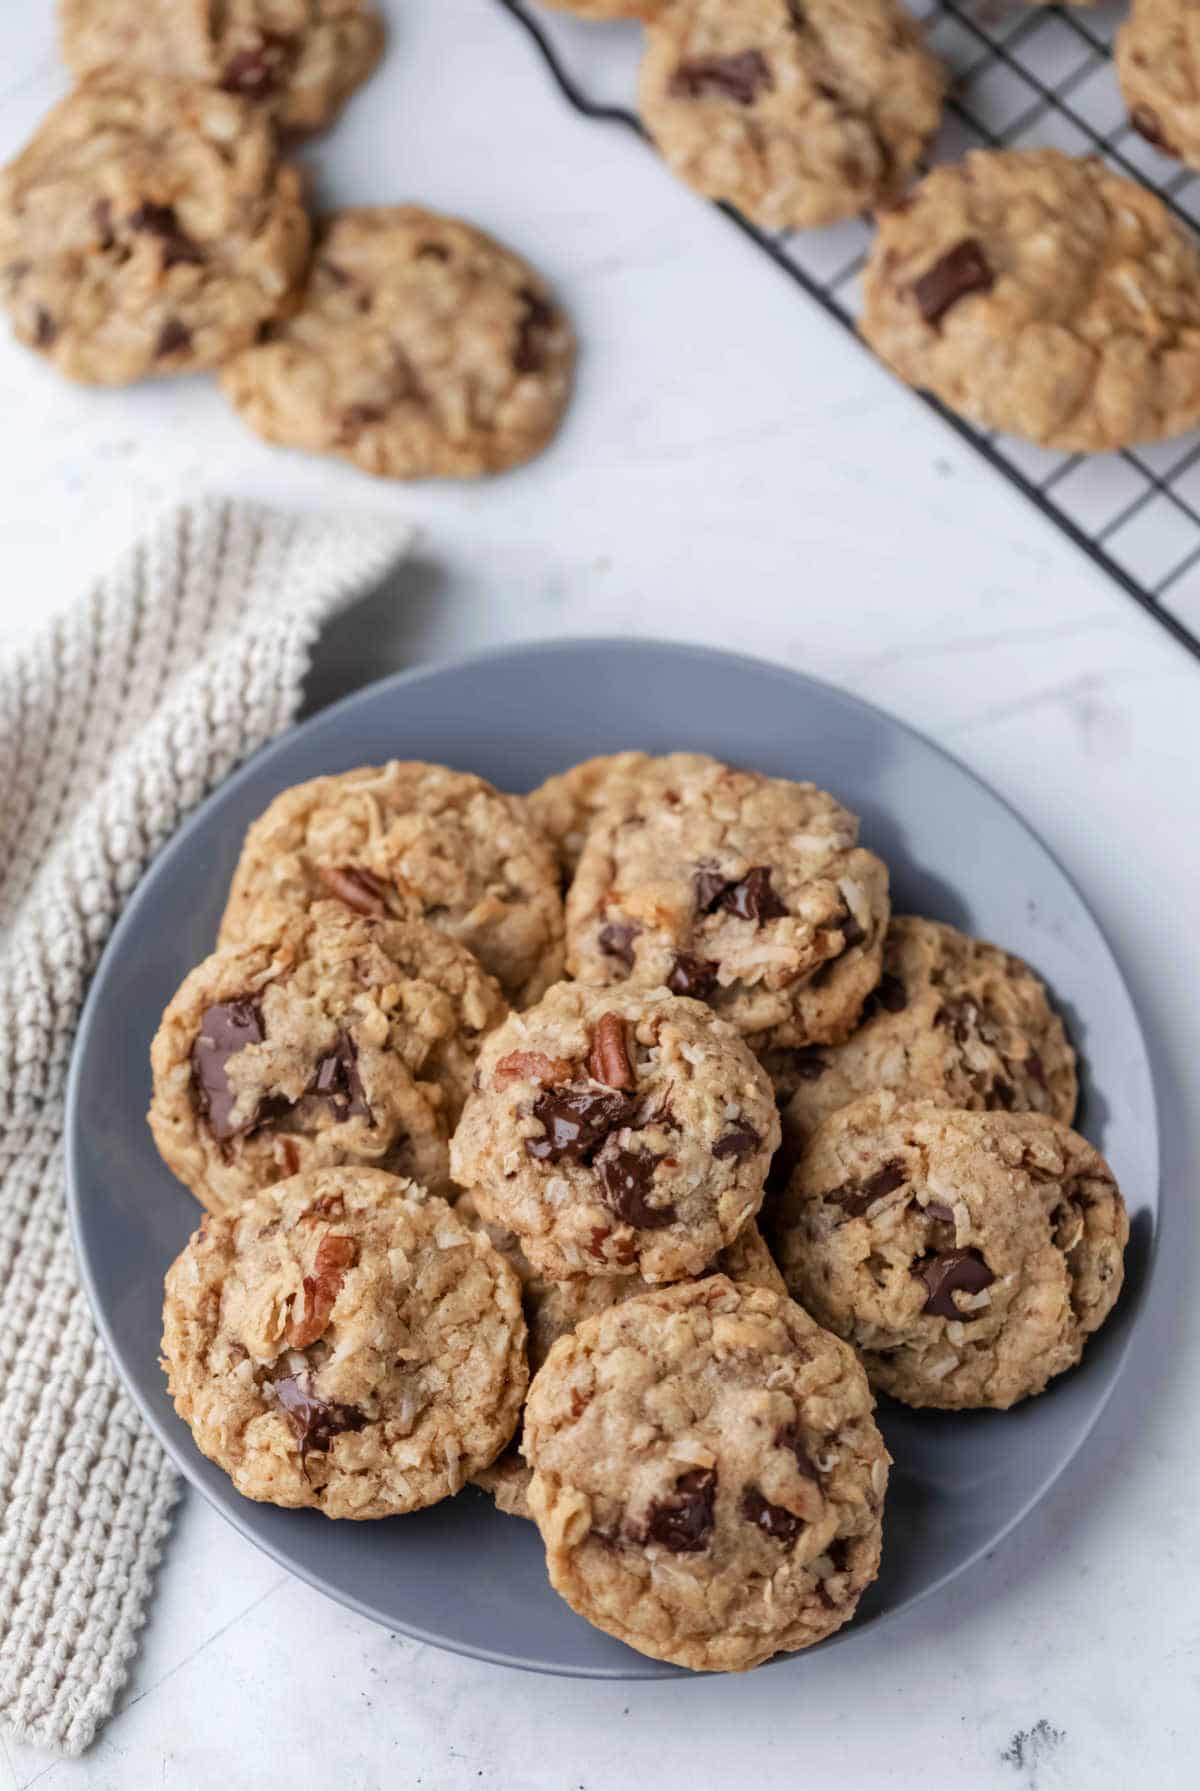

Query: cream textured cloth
[0,497,414,1754]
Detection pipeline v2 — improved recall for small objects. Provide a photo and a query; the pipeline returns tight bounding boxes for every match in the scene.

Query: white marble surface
[1,2,1198,1786]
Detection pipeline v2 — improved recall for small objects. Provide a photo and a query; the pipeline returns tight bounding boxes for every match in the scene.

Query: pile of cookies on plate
[556,0,1200,455]
[152,750,1130,1671]
[0,3,574,478]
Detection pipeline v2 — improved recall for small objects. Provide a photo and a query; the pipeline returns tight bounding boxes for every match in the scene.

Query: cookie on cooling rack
[1117,0,1200,169]
[638,0,945,231]
[860,147,1200,452]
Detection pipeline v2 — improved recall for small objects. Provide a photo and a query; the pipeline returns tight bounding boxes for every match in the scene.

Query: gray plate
[65,638,1159,1679]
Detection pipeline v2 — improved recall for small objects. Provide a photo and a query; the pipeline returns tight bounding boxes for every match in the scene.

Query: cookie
[219,760,565,1008]
[1117,0,1200,169]
[149,902,506,1214]
[773,1095,1128,1410]
[527,752,653,879]
[0,72,309,385]
[464,1201,785,1519]
[860,148,1200,453]
[59,0,384,135]
[524,1277,888,1671]
[449,981,779,1283]
[220,206,574,479]
[565,753,889,1049]
[638,0,945,232]
[162,1168,527,1518]
[766,916,1077,1163]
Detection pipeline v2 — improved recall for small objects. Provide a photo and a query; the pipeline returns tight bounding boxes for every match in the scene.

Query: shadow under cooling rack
[495,0,1200,666]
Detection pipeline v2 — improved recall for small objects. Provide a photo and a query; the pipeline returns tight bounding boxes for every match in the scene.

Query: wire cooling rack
[495,0,1200,665]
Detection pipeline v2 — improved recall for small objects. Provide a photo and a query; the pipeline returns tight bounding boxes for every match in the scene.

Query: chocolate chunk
[742,1487,802,1543]
[992,1078,1015,1111]
[712,1122,760,1161]
[1026,1050,1046,1089]
[128,202,204,269]
[924,1200,955,1223]
[1130,105,1177,156]
[871,973,907,1016]
[788,1048,827,1082]
[693,862,729,912]
[774,1423,819,1480]
[718,867,787,923]
[913,239,994,328]
[221,34,292,98]
[514,287,556,374]
[34,306,56,348]
[915,1247,994,1318]
[596,1143,674,1229]
[191,996,265,1140]
[598,921,639,972]
[308,1032,372,1124]
[642,1468,716,1553]
[587,1012,636,1091]
[670,50,773,106]
[525,1086,636,1164]
[667,953,718,998]
[826,1158,907,1218]
[840,916,866,949]
[270,1372,366,1459]
[155,316,192,358]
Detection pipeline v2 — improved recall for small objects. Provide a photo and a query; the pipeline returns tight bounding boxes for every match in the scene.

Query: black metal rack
[496,0,1200,665]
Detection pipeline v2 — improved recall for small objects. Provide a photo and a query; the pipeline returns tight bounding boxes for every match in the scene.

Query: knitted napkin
[0,497,414,1755]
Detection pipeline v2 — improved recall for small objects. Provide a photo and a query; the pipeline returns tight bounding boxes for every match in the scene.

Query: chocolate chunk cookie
[773,1095,1128,1410]
[638,0,945,232]
[162,1168,527,1518]
[1117,0,1200,169]
[149,902,506,1214]
[0,72,309,384]
[219,760,565,1008]
[565,753,889,1049]
[220,206,575,479]
[766,916,1077,1163]
[860,148,1200,452]
[450,982,779,1283]
[524,1277,888,1670]
[527,752,654,880]
[462,1196,785,1519]
[59,0,384,135]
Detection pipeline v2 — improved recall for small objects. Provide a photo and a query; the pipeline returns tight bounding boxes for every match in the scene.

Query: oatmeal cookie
[773,1095,1128,1409]
[450,981,779,1283]
[766,916,1077,1161]
[59,0,384,134]
[1117,0,1200,169]
[220,206,574,479]
[162,1168,527,1518]
[565,752,888,1049]
[0,72,309,384]
[860,148,1200,452]
[149,902,506,1214]
[524,1277,888,1670]
[638,0,945,232]
[219,759,564,1008]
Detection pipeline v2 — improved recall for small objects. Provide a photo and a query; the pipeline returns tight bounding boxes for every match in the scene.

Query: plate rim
[64,633,1162,1677]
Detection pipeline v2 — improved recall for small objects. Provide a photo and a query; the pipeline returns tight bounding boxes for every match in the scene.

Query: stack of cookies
[554,0,1200,456]
[0,3,575,478]
[153,747,1129,1672]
